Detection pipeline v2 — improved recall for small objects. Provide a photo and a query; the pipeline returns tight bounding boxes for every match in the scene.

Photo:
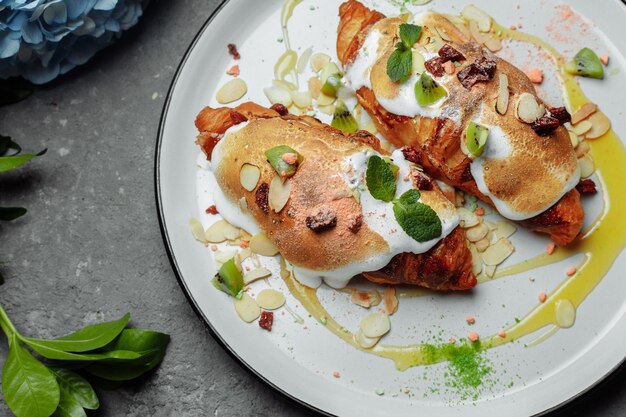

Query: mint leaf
[399,23,422,48]
[386,48,412,82]
[393,189,442,242]
[366,155,397,202]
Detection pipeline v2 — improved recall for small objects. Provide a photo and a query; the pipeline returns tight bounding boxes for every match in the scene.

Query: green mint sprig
[365,156,442,242]
[0,305,169,417]
[386,23,422,82]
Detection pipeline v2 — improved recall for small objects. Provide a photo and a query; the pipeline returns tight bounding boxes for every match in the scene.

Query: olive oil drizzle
[278,8,626,370]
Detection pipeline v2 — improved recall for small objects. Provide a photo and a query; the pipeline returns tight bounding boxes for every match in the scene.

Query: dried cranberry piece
[306,207,337,232]
[255,183,270,214]
[259,311,273,331]
[205,205,218,215]
[438,44,465,63]
[270,103,289,116]
[412,171,433,191]
[229,110,247,125]
[531,116,560,136]
[476,57,497,78]
[457,57,497,90]
[227,43,240,60]
[576,179,597,195]
[548,107,571,125]
[424,57,445,77]
[401,146,421,164]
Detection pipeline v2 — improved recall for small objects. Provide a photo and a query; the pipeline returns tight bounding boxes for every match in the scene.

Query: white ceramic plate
[156,1,626,415]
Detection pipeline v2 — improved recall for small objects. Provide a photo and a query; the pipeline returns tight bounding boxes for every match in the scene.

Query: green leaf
[2,334,60,417]
[0,135,22,156]
[0,207,27,221]
[386,48,412,82]
[49,368,99,410]
[399,23,422,48]
[0,78,34,107]
[85,328,170,381]
[24,313,130,353]
[393,189,442,242]
[51,385,87,417]
[22,338,145,362]
[0,149,46,172]
[264,145,303,179]
[366,155,397,202]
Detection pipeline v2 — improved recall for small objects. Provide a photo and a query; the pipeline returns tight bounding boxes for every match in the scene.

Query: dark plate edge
[153,1,626,416]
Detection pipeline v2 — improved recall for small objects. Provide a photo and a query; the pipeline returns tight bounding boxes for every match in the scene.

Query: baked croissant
[195,102,476,291]
[337,0,584,246]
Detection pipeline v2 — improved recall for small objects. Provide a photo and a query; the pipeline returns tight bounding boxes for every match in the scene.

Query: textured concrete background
[0,1,625,416]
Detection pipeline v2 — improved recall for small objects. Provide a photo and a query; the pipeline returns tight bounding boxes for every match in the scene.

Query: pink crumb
[474,207,485,216]
[600,55,610,66]
[509,24,517,30]
[566,267,577,276]
[468,332,479,342]
[498,329,507,338]
[538,292,547,303]
[210,244,218,251]
[332,371,341,378]
[466,316,476,325]
[561,6,573,20]
[239,240,250,249]
[546,243,556,255]
[226,65,240,76]
[525,69,544,84]
[281,152,298,165]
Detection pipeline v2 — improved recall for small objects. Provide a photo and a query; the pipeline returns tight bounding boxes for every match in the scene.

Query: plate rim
[154,1,626,415]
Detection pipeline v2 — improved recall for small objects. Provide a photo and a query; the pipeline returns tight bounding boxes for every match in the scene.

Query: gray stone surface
[0,1,625,416]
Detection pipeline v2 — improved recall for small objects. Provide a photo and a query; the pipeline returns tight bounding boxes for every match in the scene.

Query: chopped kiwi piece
[414,73,447,106]
[466,122,489,157]
[565,48,603,79]
[212,258,244,298]
[320,73,342,97]
[265,145,303,178]
[331,100,358,133]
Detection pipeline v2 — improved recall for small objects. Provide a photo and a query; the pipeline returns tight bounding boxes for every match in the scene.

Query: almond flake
[571,120,592,136]
[578,154,595,178]
[585,111,611,139]
[353,328,380,349]
[308,77,322,100]
[205,220,241,243]
[496,74,509,115]
[481,238,515,266]
[383,287,398,315]
[310,53,331,72]
[466,222,489,242]
[494,221,517,239]
[461,5,492,32]
[216,79,247,104]
[484,36,502,52]
[469,244,483,275]
[190,218,207,244]
[576,141,590,158]
[360,312,391,338]
[474,237,491,253]
[484,264,496,278]
[256,289,286,310]
[234,293,261,323]
[268,176,292,213]
[568,130,579,148]
[243,267,272,284]
[515,93,542,123]
[250,233,280,257]
[239,164,260,191]
[350,290,382,308]
[571,103,597,125]
[457,207,480,228]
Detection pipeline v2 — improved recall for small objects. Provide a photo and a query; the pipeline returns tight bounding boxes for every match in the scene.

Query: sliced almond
[291,90,312,108]
[256,289,285,310]
[495,221,517,239]
[484,36,502,52]
[484,264,497,278]
[360,312,391,338]
[250,233,279,257]
[308,77,322,100]
[205,220,240,243]
[310,53,331,72]
[269,176,291,213]
[317,103,336,115]
[214,249,237,264]
[576,141,590,158]
[263,85,292,107]
[353,328,380,349]
[297,47,313,74]
[571,120,592,136]
[433,26,452,42]
[383,287,398,315]
[484,220,497,230]
[457,207,480,228]
[496,74,509,115]
[555,299,576,328]
[585,112,611,139]
[578,154,595,178]
[469,244,483,275]
[316,92,336,106]
[466,222,489,242]
[571,102,598,125]
[216,78,247,104]
[481,238,515,266]
[568,130,579,148]
[190,218,207,244]
[239,164,260,191]
[237,247,252,262]
[462,5,491,32]
[243,267,272,285]
[351,290,382,308]
[234,293,261,323]
[427,36,445,53]
[320,61,341,84]
[515,93,541,123]
[474,237,491,252]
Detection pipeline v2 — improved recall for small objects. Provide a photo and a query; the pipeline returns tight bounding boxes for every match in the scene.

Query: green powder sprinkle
[320,316,328,325]
[375,388,385,396]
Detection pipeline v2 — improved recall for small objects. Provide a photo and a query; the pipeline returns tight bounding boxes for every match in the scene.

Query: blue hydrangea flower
[0,0,147,84]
